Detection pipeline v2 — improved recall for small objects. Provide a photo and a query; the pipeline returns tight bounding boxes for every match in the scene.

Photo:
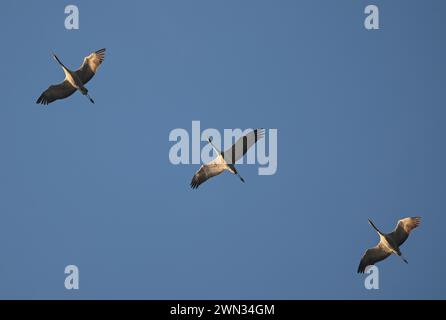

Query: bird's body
[191,155,228,189]
[190,129,264,189]
[36,48,106,105]
[379,234,399,254]
[62,66,86,93]
[357,217,421,273]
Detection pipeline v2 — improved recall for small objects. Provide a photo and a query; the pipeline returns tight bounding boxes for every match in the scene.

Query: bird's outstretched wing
[389,217,421,247]
[36,80,76,105]
[357,244,392,273]
[190,164,226,189]
[222,129,265,164]
[75,48,106,84]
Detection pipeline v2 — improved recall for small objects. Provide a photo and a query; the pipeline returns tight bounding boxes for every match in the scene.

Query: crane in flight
[36,48,106,105]
[357,217,421,273]
[190,129,265,189]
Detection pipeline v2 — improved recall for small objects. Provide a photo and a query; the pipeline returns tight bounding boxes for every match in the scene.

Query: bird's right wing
[36,80,76,105]
[190,163,226,189]
[75,48,106,84]
[222,129,265,164]
[389,217,421,247]
[357,244,392,273]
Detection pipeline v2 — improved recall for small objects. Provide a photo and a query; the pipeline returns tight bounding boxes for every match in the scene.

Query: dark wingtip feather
[36,94,47,105]
[254,128,266,142]
[190,175,201,189]
[357,262,372,274]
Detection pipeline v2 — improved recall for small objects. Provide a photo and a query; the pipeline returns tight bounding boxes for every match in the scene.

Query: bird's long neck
[208,139,222,156]
[368,219,384,236]
[53,54,68,70]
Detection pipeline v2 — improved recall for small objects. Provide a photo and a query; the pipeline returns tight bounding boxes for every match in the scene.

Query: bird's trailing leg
[86,93,95,104]
[228,164,245,183]
[398,254,408,264]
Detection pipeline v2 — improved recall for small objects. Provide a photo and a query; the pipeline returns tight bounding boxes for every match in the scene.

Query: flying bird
[190,129,265,189]
[36,48,106,105]
[357,217,421,273]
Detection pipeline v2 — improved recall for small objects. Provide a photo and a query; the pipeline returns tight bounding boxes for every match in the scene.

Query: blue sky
[0,0,445,299]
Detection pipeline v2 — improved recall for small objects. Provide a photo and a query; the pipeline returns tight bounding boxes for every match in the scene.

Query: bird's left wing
[222,129,265,164]
[36,80,77,105]
[75,48,106,84]
[357,244,391,273]
[190,163,226,189]
[389,217,421,247]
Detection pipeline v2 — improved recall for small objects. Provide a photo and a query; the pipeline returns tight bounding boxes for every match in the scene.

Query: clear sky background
[0,0,445,299]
